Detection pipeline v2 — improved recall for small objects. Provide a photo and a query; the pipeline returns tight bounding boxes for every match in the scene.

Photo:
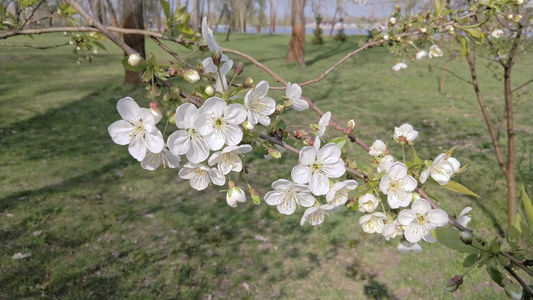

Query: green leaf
[92,41,106,51]
[497,254,510,267]
[433,227,480,254]
[445,146,457,157]
[160,0,170,21]
[411,146,422,166]
[463,253,480,268]
[508,213,522,243]
[434,0,445,17]
[142,69,154,82]
[121,56,147,71]
[464,28,484,44]
[521,185,533,225]
[443,181,480,198]
[0,3,5,17]
[328,137,347,149]
[460,36,467,60]
[486,258,504,286]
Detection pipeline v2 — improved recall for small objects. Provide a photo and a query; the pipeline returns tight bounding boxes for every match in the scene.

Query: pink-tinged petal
[223,124,243,146]
[428,209,449,227]
[144,130,164,154]
[398,209,416,225]
[128,138,146,161]
[411,199,431,214]
[388,162,408,179]
[317,143,341,163]
[167,130,190,156]
[264,190,284,206]
[225,104,247,124]
[291,165,310,184]
[298,146,317,166]
[108,120,134,145]
[188,136,210,163]
[404,225,423,243]
[175,103,198,129]
[297,192,316,207]
[322,160,346,178]
[116,97,140,122]
[309,171,330,195]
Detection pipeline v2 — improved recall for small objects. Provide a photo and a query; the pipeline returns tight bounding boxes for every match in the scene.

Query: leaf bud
[205,85,215,97]
[183,69,200,83]
[243,77,254,88]
[502,279,522,300]
[128,53,142,67]
[459,231,474,245]
[443,275,463,292]
[212,49,222,66]
[235,62,245,75]
[268,147,282,159]
[167,67,178,77]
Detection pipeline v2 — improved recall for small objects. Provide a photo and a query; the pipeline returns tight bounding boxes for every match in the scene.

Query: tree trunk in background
[286,0,305,65]
[103,0,120,28]
[89,0,104,23]
[192,0,201,31]
[122,0,145,86]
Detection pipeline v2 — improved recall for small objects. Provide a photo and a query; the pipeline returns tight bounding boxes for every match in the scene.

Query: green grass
[1,32,532,299]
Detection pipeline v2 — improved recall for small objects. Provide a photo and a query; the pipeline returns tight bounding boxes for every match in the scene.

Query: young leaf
[433,227,480,254]
[121,56,147,71]
[508,213,522,243]
[443,181,480,198]
[329,137,347,149]
[445,146,457,158]
[521,185,533,225]
[92,41,106,51]
[486,259,504,287]
[160,0,170,21]
[460,36,467,60]
[411,145,422,165]
[463,253,480,268]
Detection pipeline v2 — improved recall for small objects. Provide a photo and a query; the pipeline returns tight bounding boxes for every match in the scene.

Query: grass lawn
[1,32,532,299]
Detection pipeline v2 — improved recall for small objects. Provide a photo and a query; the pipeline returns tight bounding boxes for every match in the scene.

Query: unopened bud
[212,49,222,66]
[506,14,514,20]
[167,67,178,77]
[242,120,254,130]
[128,53,142,67]
[443,275,463,292]
[445,25,455,35]
[513,14,522,22]
[293,130,308,139]
[459,231,474,245]
[419,27,427,34]
[249,187,261,205]
[168,112,176,124]
[235,62,245,75]
[243,77,254,88]
[383,34,390,41]
[345,120,356,135]
[515,0,523,4]
[205,85,215,97]
[149,101,163,123]
[303,138,314,146]
[183,69,200,83]
[268,147,281,159]
[395,4,401,12]
[274,104,284,115]
[389,17,397,25]
[503,279,522,300]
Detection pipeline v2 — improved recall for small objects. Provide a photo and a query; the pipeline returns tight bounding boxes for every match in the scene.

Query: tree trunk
[122,0,145,86]
[286,0,305,65]
[504,65,517,228]
[269,0,278,34]
[192,0,201,31]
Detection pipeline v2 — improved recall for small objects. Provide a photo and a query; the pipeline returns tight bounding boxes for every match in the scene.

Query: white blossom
[108,97,164,161]
[457,207,472,228]
[300,204,335,226]
[420,153,460,185]
[491,29,504,39]
[377,155,395,173]
[167,103,210,163]
[359,212,387,233]
[397,239,423,255]
[264,179,316,215]
[398,199,449,243]
[416,50,428,60]
[429,45,443,58]
[226,182,247,207]
[379,162,417,209]
[128,53,142,66]
[369,140,386,156]
[208,144,252,174]
[244,80,276,126]
[291,139,346,196]
[285,82,309,111]
[383,219,403,240]
[141,147,181,170]
[317,112,331,137]
[178,162,225,191]
[326,180,358,206]
[393,123,418,145]
[201,17,229,61]
[358,193,380,213]
[195,97,247,150]
[392,62,407,71]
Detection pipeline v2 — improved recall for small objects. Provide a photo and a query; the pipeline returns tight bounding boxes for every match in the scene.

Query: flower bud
[167,67,178,77]
[149,101,163,123]
[395,4,401,12]
[345,119,356,135]
[163,93,172,104]
[226,181,247,207]
[128,53,142,67]
[205,85,215,97]
[249,187,261,205]
[383,34,390,41]
[513,14,522,22]
[292,130,308,139]
[212,49,222,66]
[459,231,474,245]
[506,14,514,20]
[274,104,284,115]
[76,46,81,51]
[503,279,522,300]
[443,275,463,292]
[419,27,427,34]
[183,69,200,83]
[234,62,245,75]
[241,120,254,130]
[389,17,397,25]
[445,25,455,35]
[268,147,281,159]
[168,112,176,124]
[243,77,254,88]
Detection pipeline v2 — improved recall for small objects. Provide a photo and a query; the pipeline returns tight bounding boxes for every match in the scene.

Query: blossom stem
[402,145,406,164]
[217,67,226,93]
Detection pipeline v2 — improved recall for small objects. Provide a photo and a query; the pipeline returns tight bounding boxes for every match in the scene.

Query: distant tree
[122,0,145,86]
[268,0,278,33]
[286,0,305,65]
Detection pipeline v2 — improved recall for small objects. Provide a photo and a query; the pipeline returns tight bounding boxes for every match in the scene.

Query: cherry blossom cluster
[108,17,473,255]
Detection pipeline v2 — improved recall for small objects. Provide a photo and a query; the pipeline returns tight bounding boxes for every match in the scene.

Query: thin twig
[504,265,533,296]
[150,37,194,69]
[512,78,533,93]
[222,47,287,85]
[0,42,70,49]
[432,65,472,85]
[502,252,533,278]
[19,0,45,30]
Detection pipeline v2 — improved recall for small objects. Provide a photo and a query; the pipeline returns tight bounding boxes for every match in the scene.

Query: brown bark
[286,0,305,65]
[103,0,120,28]
[504,66,517,228]
[122,0,145,86]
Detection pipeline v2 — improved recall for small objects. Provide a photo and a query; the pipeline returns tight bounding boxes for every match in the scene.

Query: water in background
[214,25,375,36]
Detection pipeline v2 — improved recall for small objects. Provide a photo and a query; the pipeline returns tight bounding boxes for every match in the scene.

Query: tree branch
[0,42,70,49]
[512,78,533,93]
[19,0,45,30]
[151,37,194,69]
